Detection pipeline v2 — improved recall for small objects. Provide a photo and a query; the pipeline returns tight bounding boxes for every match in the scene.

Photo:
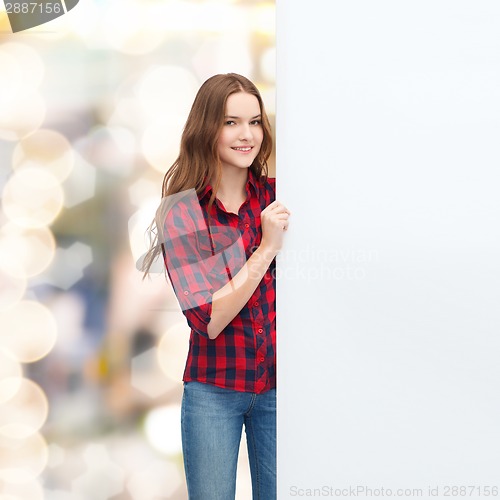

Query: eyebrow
[224,114,262,119]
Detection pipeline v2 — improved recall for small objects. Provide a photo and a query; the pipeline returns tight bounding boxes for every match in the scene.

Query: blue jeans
[181,381,276,500]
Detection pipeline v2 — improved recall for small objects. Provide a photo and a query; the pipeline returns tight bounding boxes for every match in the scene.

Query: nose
[239,123,253,141]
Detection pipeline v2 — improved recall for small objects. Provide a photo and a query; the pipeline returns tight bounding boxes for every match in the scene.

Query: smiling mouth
[231,146,253,152]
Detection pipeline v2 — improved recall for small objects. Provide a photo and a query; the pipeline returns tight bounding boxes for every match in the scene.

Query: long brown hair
[141,73,273,277]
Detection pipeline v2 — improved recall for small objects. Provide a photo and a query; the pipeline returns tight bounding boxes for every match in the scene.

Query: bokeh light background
[0,1,275,498]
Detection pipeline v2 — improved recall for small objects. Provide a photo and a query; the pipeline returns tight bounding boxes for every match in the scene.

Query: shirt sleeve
[157,189,245,338]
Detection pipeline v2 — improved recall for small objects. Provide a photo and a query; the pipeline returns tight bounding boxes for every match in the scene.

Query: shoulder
[159,188,206,234]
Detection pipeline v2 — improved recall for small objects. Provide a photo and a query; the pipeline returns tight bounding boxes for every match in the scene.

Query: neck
[213,167,248,201]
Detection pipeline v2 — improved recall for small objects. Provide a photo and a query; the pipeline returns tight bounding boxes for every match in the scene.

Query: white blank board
[276,1,500,498]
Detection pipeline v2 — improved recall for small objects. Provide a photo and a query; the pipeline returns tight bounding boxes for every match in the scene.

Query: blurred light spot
[0,43,45,142]
[0,350,23,405]
[157,322,190,382]
[0,90,45,142]
[192,35,253,81]
[0,379,22,406]
[0,301,57,363]
[1,168,63,228]
[71,443,125,500]
[0,224,56,279]
[107,98,143,133]
[143,405,182,455]
[78,126,136,177]
[45,292,85,355]
[0,479,43,499]
[0,51,23,101]
[127,459,182,499]
[128,179,159,208]
[0,43,44,91]
[137,66,198,173]
[12,129,74,184]
[0,42,44,103]
[141,117,184,173]
[46,443,66,469]
[148,1,241,32]
[137,65,199,122]
[252,3,275,35]
[108,127,137,169]
[260,47,276,83]
[0,378,49,439]
[0,11,10,33]
[103,0,164,55]
[0,264,26,313]
[43,242,92,290]
[0,432,48,483]
[61,153,96,208]
[131,348,175,399]
[65,0,101,46]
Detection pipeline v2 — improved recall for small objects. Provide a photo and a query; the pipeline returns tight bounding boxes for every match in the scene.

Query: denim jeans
[181,381,276,500]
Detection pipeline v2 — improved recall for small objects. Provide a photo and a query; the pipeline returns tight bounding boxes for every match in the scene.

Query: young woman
[143,73,290,499]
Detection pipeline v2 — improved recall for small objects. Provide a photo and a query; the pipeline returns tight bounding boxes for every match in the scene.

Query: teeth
[233,147,251,151]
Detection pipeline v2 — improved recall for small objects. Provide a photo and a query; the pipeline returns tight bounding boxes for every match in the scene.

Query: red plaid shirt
[159,169,276,394]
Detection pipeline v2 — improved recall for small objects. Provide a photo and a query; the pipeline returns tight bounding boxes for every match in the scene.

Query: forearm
[206,246,275,339]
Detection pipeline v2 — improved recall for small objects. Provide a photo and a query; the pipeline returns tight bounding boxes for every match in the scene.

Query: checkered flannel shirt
[160,169,276,393]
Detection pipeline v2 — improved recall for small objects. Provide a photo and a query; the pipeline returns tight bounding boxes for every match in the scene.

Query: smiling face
[217,91,264,173]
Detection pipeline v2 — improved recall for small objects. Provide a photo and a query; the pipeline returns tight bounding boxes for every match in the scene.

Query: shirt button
[259,357,265,363]
[244,223,250,228]
[257,328,263,334]
[253,301,259,307]
[183,290,189,295]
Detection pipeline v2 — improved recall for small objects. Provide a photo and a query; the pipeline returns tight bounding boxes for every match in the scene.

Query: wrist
[253,244,277,265]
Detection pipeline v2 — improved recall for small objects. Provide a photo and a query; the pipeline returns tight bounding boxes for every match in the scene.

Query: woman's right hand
[259,200,291,256]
